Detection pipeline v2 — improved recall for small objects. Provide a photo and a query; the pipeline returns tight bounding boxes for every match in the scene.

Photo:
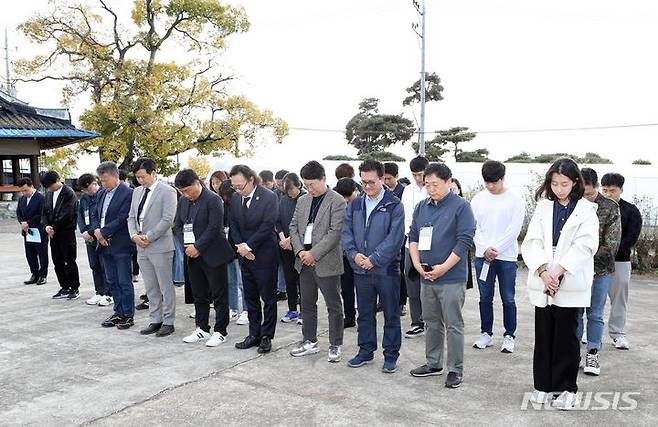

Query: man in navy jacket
[16,177,48,285]
[229,164,280,354]
[342,160,405,373]
[91,161,135,330]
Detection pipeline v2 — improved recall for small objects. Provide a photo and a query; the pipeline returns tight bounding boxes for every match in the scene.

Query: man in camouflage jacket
[577,168,621,376]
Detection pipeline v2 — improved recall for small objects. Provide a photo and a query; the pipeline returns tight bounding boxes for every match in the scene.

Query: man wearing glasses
[342,160,405,373]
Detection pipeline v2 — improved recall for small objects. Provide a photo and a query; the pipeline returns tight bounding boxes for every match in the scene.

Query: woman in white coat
[521,158,599,410]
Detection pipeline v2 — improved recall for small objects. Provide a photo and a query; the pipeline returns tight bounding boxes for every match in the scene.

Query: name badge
[418,226,433,251]
[479,261,490,281]
[84,209,90,225]
[304,224,313,245]
[183,223,195,245]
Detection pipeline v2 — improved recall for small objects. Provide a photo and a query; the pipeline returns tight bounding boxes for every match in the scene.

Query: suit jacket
[228,185,279,269]
[41,184,78,233]
[290,189,345,277]
[17,191,47,241]
[174,187,234,268]
[90,183,134,254]
[128,181,177,254]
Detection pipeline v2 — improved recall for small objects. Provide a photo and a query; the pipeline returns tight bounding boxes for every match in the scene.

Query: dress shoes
[156,325,175,337]
[258,336,272,354]
[24,275,38,285]
[235,335,261,350]
[140,323,162,335]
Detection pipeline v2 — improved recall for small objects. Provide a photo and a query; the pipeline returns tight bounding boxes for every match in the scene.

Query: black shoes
[67,290,80,300]
[140,323,163,335]
[344,318,356,329]
[410,364,443,377]
[52,288,70,299]
[24,275,38,285]
[445,371,463,388]
[235,335,261,350]
[139,294,148,301]
[276,291,288,301]
[116,317,134,330]
[136,301,149,310]
[258,336,272,354]
[102,313,122,327]
[156,325,175,337]
[36,277,47,286]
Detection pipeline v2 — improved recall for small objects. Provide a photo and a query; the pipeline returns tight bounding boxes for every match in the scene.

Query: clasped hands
[414,262,448,281]
[236,243,255,261]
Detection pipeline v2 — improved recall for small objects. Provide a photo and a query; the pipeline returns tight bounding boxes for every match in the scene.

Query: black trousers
[242,261,278,339]
[187,257,229,335]
[24,238,48,278]
[86,243,110,296]
[131,247,139,276]
[534,305,580,393]
[50,230,80,290]
[341,256,356,322]
[399,246,407,305]
[280,248,299,312]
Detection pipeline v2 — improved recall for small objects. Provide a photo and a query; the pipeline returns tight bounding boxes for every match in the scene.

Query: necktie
[137,187,151,227]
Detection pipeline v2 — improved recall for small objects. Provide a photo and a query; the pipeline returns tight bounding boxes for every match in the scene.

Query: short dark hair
[423,163,452,181]
[78,173,96,189]
[398,177,411,186]
[481,160,506,183]
[334,177,358,197]
[131,157,157,174]
[229,164,260,185]
[335,163,355,180]
[41,170,60,187]
[383,162,399,177]
[359,160,384,178]
[534,157,585,201]
[452,178,464,197]
[580,167,599,188]
[275,169,289,180]
[601,172,625,188]
[17,177,33,187]
[410,156,430,173]
[283,172,302,193]
[174,169,200,188]
[218,179,235,204]
[119,169,128,181]
[300,161,326,180]
[259,170,274,183]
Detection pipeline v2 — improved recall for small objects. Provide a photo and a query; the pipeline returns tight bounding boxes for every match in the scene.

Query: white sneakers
[290,340,320,357]
[229,310,239,322]
[501,335,515,353]
[206,332,227,347]
[612,336,630,350]
[328,345,342,363]
[552,391,579,410]
[236,311,249,325]
[86,294,112,306]
[183,328,211,343]
[472,333,493,349]
[529,390,551,404]
[86,294,102,305]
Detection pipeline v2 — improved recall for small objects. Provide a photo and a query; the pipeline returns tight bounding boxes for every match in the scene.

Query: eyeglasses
[361,180,379,187]
[231,182,247,191]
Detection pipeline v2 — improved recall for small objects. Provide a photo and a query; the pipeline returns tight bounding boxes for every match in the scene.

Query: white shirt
[52,186,62,209]
[242,187,256,208]
[471,189,525,262]
[138,180,159,227]
[401,182,427,236]
[25,194,33,207]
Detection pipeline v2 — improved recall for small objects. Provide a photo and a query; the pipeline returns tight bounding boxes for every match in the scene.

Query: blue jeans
[474,257,517,337]
[101,252,134,318]
[354,272,401,362]
[277,264,286,292]
[172,236,185,284]
[577,274,611,351]
[228,258,247,311]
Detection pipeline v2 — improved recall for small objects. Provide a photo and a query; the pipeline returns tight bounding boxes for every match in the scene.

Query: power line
[287,122,658,136]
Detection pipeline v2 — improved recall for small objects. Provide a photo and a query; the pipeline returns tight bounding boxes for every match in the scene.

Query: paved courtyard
[0,222,656,426]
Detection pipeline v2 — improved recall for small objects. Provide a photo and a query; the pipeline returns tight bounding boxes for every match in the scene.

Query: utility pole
[4,27,12,95]
[412,1,426,156]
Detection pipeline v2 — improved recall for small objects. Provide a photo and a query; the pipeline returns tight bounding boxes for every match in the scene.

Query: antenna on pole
[412,0,426,156]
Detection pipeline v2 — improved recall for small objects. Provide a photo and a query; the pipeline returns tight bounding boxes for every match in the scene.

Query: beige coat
[521,198,599,308]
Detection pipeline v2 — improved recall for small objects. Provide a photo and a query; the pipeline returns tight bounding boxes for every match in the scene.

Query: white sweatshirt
[471,189,525,262]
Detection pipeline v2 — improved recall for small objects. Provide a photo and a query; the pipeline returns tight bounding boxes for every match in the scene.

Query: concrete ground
[0,220,657,426]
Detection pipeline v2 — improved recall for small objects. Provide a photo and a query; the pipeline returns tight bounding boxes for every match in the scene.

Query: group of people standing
[15,154,642,409]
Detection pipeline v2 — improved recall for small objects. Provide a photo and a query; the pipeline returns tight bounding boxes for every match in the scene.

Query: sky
[2,0,658,171]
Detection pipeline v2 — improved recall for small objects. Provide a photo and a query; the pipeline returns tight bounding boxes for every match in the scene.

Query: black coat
[41,184,78,233]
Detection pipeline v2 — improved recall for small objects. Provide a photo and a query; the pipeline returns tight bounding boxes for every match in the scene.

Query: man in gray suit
[128,158,178,337]
[289,161,346,362]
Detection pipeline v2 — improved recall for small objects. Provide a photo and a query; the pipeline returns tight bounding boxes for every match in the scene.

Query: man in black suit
[174,169,236,347]
[16,177,48,285]
[41,170,80,299]
[229,164,279,354]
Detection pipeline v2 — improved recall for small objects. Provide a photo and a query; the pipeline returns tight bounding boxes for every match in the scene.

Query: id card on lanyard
[183,223,195,245]
[84,209,90,226]
[418,226,433,251]
[304,224,313,245]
